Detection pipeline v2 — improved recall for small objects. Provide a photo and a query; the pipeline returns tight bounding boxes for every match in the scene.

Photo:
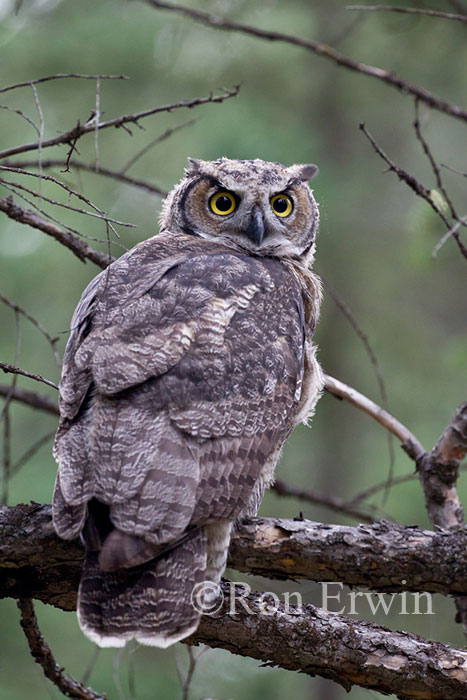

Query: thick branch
[188,582,467,700]
[1,505,466,611]
[140,0,467,124]
[417,402,467,529]
[0,196,112,268]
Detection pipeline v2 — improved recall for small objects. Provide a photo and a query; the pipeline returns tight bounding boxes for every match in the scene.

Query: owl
[52,157,323,648]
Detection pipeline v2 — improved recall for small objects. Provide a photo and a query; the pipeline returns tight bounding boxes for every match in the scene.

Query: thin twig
[30,83,45,202]
[272,479,382,523]
[413,99,457,220]
[17,598,106,700]
[0,292,61,366]
[0,73,128,94]
[0,195,113,268]
[0,361,58,390]
[432,215,467,258]
[346,5,467,23]
[0,86,240,161]
[359,122,467,260]
[140,0,467,124]
[0,171,135,227]
[94,77,100,173]
[322,277,395,502]
[442,163,467,178]
[0,105,40,136]
[324,373,425,460]
[350,470,417,503]
[2,408,11,504]
[3,159,167,196]
[121,119,197,174]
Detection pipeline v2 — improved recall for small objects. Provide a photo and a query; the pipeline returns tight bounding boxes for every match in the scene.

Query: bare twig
[322,277,395,501]
[0,361,58,390]
[0,292,61,366]
[0,73,127,94]
[140,0,467,124]
[121,119,196,174]
[0,86,240,161]
[413,99,457,220]
[17,598,105,700]
[272,478,382,523]
[0,170,135,227]
[2,409,11,504]
[442,163,467,178]
[0,105,40,136]
[346,5,467,23]
[359,122,467,260]
[0,196,113,268]
[432,215,467,258]
[3,159,167,196]
[350,470,417,503]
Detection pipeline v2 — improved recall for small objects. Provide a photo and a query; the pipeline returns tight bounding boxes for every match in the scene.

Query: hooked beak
[246,205,265,246]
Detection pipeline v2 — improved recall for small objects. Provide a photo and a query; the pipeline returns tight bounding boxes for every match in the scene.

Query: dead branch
[0,73,127,94]
[0,362,58,390]
[0,292,61,366]
[1,504,466,603]
[3,159,167,196]
[17,598,105,700]
[347,5,467,23]
[0,86,240,161]
[359,122,467,260]
[140,0,467,124]
[271,478,382,523]
[417,403,467,529]
[188,581,467,700]
[323,374,425,459]
[0,384,58,415]
[0,196,113,268]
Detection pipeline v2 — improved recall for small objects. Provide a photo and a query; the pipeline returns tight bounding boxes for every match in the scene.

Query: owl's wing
[53,247,306,548]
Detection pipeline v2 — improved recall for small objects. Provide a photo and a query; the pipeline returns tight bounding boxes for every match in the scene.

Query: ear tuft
[298,164,319,181]
[186,157,201,176]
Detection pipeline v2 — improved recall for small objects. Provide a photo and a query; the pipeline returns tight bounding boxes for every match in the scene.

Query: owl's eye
[209,191,237,216]
[271,194,293,218]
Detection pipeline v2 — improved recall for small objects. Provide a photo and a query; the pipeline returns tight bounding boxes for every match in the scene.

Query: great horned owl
[52,157,323,648]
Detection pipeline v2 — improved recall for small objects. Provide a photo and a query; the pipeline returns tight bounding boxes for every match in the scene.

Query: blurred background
[0,0,466,698]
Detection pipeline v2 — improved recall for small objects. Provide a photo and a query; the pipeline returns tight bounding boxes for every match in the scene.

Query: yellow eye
[271,193,293,218]
[209,191,237,216]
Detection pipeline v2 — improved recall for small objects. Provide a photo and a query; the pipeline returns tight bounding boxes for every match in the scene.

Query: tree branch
[187,581,467,700]
[3,159,168,196]
[17,597,105,700]
[0,86,240,161]
[0,73,127,94]
[0,384,58,415]
[323,373,425,460]
[1,505,466,607]
[347,5,467,24]
[271,478,382,523]
[0,196,113,268]
[140,0,467,124]
[0,362,58,390]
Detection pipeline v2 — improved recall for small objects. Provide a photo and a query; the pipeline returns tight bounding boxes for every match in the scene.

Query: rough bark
[1,505,466,611]
[2,504,467,698]
[187,581,467,700]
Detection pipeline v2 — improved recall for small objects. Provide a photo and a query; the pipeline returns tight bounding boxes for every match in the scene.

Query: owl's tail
[77,528,207,648]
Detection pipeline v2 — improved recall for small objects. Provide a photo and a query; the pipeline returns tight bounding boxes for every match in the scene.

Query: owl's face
[160,158,319,260]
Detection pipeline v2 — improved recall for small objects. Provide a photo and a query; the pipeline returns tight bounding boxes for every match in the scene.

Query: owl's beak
[246,205,265,246]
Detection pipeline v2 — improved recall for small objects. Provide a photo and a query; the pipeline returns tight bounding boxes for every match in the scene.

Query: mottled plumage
[53,157,323,648]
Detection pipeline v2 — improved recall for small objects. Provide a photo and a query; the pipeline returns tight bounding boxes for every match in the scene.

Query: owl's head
[160,157,319,261]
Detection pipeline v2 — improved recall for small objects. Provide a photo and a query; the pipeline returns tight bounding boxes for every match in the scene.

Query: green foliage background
[0,1,466,698]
